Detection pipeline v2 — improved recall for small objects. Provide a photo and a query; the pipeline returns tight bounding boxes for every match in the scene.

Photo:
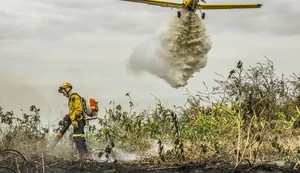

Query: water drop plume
[127,11,212,88]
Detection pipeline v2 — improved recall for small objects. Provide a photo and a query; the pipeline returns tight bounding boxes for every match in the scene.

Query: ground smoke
[127,11,212,88]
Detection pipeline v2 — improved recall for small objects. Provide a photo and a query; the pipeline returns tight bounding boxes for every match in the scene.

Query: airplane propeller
[177,0,207,19]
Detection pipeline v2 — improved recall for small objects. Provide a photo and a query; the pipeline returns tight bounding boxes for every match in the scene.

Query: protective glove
[58,120,64,126]
[63,115,70,121]
[71,120,79,128]
[58,115,70,126]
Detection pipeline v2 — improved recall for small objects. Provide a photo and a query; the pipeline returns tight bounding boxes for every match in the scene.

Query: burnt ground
[1,159,300,173]
[0,150,299,173]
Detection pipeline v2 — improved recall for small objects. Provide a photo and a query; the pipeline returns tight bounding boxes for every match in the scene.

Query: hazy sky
[0,0,299,124]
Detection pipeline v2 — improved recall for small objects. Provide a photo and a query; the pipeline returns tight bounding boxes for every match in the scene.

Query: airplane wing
[198,4,263,10]
[121,0,185,9]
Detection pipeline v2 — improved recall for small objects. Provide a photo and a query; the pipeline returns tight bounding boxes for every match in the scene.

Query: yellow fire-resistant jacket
[68,93,83,121]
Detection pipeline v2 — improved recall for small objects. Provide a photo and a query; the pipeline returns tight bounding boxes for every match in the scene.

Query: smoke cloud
[127,11,212,88]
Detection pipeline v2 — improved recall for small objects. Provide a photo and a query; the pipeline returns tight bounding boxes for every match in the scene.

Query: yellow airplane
[121,0,263,19]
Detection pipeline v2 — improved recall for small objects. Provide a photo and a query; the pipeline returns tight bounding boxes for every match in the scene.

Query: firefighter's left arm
[68,94,83,120]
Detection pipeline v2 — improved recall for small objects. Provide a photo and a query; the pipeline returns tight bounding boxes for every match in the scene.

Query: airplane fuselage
[183,0,197,11]
[180,0,205,19]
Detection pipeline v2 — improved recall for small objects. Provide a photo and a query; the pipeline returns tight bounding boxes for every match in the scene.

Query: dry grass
[0,58,299,172]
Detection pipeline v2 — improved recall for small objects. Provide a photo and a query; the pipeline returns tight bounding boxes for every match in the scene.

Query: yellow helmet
[58,82,73,93]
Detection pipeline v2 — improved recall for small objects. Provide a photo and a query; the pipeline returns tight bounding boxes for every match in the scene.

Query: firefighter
[57,82,88,157]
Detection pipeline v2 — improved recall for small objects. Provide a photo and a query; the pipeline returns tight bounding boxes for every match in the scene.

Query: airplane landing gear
[201,12,205,19]
[199,9,205,20]
[177,11,181,18]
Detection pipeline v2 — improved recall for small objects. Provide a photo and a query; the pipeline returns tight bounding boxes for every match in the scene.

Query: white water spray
[127,11,212,88]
